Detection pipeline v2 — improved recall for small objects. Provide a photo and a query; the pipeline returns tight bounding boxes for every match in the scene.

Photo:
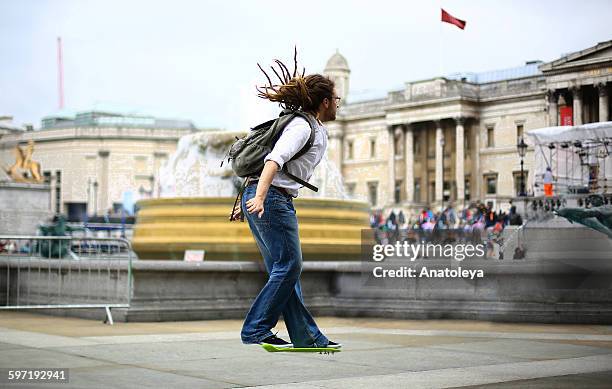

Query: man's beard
[326,110,336,122]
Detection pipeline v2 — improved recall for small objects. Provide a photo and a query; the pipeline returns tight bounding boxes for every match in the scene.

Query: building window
[394,180,402,204]
[464,128,470,153]
[414,134,421,156]
[370,139,376,158]
[414,178,421,203]
[43,171,51,185]
[465,176,471,201]
[347,140,354,160]
[484,174,497,195]
[367,181,378,207]
[443,181,451,202]
[513,171,529,196]
[345,182,356,198]
[516,123,524,143]
[487,126,495,148]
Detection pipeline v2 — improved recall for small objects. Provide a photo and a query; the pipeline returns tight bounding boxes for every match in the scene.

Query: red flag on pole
[441,8,466,30]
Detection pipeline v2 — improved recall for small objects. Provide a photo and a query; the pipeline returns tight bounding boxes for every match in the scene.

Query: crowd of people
[370,202,524,248]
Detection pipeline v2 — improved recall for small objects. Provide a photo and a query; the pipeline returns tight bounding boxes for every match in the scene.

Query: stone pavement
[0,312,611,388]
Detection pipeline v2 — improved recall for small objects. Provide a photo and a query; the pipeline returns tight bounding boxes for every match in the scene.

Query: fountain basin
[132,197,370,260]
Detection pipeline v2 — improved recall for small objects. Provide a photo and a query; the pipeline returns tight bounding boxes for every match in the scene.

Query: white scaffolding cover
[527,122,612,143]
[526,122,612,196]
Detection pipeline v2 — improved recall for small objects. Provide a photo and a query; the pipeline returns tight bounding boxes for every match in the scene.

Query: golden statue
[5,140,43,183]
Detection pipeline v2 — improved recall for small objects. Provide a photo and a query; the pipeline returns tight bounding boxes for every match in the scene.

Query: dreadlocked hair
[255,47,335,113]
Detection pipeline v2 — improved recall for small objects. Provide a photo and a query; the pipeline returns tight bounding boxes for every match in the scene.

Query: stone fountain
[131,130,370,260]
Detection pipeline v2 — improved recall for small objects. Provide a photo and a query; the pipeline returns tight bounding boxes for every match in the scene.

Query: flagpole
[438,0,444,77]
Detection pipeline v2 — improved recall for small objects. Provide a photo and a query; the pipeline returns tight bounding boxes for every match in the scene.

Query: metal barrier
[0,236,132,325]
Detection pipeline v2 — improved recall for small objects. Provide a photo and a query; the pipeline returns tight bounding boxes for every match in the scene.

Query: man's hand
[243,160,278,219]
[229,201,243,222]
[246,194,265,218]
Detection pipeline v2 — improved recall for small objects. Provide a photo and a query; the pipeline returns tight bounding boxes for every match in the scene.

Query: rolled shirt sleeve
[264,117,310,170]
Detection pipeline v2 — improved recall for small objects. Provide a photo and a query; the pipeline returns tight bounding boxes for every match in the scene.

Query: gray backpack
[226,109,319,192]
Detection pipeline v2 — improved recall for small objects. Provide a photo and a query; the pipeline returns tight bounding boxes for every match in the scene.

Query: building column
[327,128,343,198]
[404,124,414,203]
[598,83,609,122]
[388,126,396,205]
[571,86,583,126]
[328,128,344,171]
[455,117,465,203]
[473,126,481,201]
[98,150,110,214]
[435,121,444,204]
[547,90,558,126]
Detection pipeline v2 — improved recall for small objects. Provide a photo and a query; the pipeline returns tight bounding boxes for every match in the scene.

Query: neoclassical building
[323,40,612,214]
[2,41,610,221]
[0,110,202,220]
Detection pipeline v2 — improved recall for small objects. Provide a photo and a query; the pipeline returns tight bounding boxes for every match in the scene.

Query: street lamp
[87,178,91,213]
[92,180,99,215]
[517,137,528,196]
[440,135,445,203]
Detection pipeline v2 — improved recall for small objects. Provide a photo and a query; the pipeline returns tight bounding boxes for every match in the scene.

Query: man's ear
[321,98,330,110]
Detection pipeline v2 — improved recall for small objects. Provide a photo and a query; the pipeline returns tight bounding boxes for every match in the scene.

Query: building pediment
[540,40,612,73]
[404,78,447,100]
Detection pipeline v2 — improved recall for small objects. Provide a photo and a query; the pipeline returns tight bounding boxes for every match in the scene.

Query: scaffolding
[526,122,612,196]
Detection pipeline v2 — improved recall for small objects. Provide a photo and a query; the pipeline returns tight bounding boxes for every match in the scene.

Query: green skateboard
[261,343,341,354]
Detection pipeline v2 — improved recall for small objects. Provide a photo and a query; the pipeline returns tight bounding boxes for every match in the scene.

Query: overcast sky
[1,0,611,131]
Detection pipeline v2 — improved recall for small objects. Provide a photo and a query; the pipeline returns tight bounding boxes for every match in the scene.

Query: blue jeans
[240,185,329,347]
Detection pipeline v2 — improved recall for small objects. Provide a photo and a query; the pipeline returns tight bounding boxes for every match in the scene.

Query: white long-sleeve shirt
[263,115,328,197]
[543,170,553,184]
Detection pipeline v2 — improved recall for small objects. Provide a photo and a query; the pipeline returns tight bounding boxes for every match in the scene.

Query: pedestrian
[370,213,378,228]
[398,210,406,226]
[231,57,341,350]
[387,210,397,227]
[485,205,496,228]
[543,166,554,197]
[377,212,384,227]
[509,205,523,225]
[387,211,399,242]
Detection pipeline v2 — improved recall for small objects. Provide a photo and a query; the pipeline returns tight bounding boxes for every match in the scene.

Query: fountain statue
[132,130,370,260]
[555,206,612,239]
[4,140,43,183]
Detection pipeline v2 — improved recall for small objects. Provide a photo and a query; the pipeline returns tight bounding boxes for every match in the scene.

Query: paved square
[0,312,611,388]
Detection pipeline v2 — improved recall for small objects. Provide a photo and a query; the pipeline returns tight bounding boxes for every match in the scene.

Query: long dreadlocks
[256,47,335,114]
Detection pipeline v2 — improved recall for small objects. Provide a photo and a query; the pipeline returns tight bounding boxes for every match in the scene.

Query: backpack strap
[290,111,317,161]
[280,110,319,192]
[282,168,318,192]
